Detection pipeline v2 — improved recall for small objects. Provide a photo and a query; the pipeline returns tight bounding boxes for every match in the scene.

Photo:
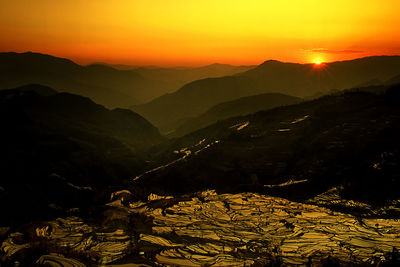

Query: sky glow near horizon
[1,0,400,66]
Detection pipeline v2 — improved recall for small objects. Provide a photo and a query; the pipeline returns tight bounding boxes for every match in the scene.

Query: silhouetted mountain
[0,52,163,108]
[0,85,163,224]
[133,84,400,208]
[132,76,256,132]
[132,63,255,93]
[172,93,301,137]
[132,56,400,132]
[242,56,400,95]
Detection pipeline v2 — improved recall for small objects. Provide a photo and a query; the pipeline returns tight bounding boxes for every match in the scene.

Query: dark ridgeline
[0,85,163,225]
[0,52,158,108]
[132,56,400,133]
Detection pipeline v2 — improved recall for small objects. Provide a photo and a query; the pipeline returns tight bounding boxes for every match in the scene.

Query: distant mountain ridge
[241,56,400,96]
[131,55,400,132]
[0,52,255,108]
[96,62,255,95]
[0,52,149,107]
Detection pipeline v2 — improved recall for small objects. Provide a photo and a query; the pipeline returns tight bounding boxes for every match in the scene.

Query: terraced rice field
[2,190,400,266]
[133,190,400,265]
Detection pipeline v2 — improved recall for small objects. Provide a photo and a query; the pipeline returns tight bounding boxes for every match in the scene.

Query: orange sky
[1,0,400,66]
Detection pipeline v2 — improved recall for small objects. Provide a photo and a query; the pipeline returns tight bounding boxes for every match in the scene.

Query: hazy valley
[131,56,400,133]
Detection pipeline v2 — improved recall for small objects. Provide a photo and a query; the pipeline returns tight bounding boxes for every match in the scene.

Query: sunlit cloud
[305,48,363,54]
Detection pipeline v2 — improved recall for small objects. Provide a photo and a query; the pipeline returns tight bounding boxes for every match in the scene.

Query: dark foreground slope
[172,93,301,137]
[0,85,163,225]
[133,85,400,207]
[132,56,400,132]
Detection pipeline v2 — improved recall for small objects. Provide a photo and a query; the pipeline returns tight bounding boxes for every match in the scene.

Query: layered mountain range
[0,52,252,108]
[1,53,400,265]
[132,56,400,132]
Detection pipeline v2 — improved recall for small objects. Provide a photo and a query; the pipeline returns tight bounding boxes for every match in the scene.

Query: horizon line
[2,50,400,68]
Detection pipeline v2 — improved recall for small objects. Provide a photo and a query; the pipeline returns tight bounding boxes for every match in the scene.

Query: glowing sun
[312,58,325,68]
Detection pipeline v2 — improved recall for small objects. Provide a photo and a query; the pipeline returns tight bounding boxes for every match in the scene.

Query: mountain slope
[132,63,255,93]
[172,93,301,137]
[133,84,400,207]
[0,85,163,224]
[132,76,256,132]
[241,56,400,96]
[132,56,400,132]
